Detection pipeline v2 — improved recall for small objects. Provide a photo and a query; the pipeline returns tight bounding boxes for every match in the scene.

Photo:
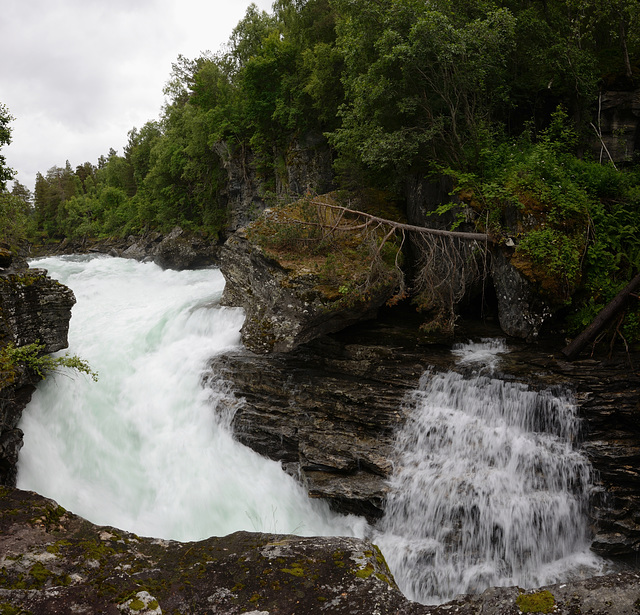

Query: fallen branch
[561,272,640,360]
[311,201,493,242]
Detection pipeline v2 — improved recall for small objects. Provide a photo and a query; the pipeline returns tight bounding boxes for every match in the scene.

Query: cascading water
[17,255,367,541]
[374,339,604,604]
[17,256,605,605]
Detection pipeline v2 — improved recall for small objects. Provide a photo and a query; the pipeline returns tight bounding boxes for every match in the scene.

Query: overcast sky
[1,0,274,192]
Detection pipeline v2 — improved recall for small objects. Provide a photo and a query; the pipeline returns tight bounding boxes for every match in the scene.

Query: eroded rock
[220,230,398,354]
[0,487,424,615]
[0,264,76,486]
[491,248,553,340]
[2,487,640,614]
[207,316,453,519]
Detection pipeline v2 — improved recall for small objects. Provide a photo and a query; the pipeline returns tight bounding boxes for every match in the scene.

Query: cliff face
[215,134,335,233]
[210,314,640,563]
[208,317,439,520]
[0,260,76,486]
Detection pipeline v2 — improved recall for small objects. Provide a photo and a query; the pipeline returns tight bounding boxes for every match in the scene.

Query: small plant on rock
[0,341,98,385]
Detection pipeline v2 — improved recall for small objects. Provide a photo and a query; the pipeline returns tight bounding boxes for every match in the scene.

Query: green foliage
[0,103,15,190]
[515,228,583,300]
[0,342,98,383]
[21,0,640,348]
[0,191,33,248]
[248,194,402,303]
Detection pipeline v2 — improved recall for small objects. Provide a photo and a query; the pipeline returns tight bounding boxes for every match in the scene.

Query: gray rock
[151,226,220,270]
[220,229,398,354]
[0,487,426,615]
[0,264,76,485]
[207,320,452,519]
[2,487,639,615]
[491,248,553,340]
[590,89,640,164]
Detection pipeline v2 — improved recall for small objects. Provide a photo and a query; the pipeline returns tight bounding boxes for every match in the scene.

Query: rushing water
[18,255,604,605]
[374,339,604,604]
[17,255,367,541]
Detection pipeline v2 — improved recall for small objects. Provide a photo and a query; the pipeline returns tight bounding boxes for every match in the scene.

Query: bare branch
[311,201,492,242]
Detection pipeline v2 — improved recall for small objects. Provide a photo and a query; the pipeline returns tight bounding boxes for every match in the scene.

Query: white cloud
[1,0,274,190]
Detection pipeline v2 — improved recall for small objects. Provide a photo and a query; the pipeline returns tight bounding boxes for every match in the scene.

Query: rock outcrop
[220,229,398,354]
[2,486,640,615]
[0,486,423,615]
[403,175,570,340]
[590,88,640,165]
[215,134,335,233]
[0,262,76,486]
[490,248,553,340]
[554,355,640,559]
[35,227,220,271]
[211,311,640,562]
[208,314,444,519]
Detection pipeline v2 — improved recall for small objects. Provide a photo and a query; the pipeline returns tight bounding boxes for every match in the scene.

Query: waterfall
[17,255,367,541]
[17,256,605,604]
[374,339,604,604]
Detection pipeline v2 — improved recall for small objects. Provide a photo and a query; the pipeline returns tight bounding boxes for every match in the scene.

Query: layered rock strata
[212,316,640,561]
[208,315,458,520]
[556,355,640,559]
[0,261,76,486]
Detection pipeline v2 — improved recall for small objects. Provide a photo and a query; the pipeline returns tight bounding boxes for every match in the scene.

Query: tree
[0,103,15,190]
[329,0,516,178]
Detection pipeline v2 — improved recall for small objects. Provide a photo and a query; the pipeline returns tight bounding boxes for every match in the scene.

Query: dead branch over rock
[309,200,491,332]
[312,200,492,242]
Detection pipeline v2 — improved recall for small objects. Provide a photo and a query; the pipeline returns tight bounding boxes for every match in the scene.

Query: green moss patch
[516,589,555,613]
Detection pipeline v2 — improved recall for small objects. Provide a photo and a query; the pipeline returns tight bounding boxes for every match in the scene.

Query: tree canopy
[4,0,640,342]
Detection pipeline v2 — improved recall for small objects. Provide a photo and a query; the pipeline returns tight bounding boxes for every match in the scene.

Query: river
[17,255,605,604]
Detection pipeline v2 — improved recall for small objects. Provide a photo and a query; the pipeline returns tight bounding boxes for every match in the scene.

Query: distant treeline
[2,0,640,341]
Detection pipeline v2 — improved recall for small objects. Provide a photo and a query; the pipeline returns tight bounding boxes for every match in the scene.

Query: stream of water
[17,255,367,541]
[17,255,604,605]
[374,339,605,603]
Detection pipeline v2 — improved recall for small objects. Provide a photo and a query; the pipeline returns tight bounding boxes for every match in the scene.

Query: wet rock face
[0,268,75,353]
[219,230,397,354]
[2,487,639,615]
[485,345,640,561]
[555,355,640,559]
[208,317,453,520]
[213,309,640,562]
[490,248,553,340]
[0,265,76,486]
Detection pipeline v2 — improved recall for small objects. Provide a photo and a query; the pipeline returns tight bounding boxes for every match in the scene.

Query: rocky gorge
[1,86,640,612]
[1,235,639,613]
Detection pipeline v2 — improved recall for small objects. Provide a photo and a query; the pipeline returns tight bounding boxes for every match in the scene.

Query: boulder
[151,227,220,270]
[220,229,398,354]
[491,248,553,340]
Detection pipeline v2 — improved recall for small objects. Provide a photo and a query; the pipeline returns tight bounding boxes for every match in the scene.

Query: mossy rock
[516,589,555,613]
